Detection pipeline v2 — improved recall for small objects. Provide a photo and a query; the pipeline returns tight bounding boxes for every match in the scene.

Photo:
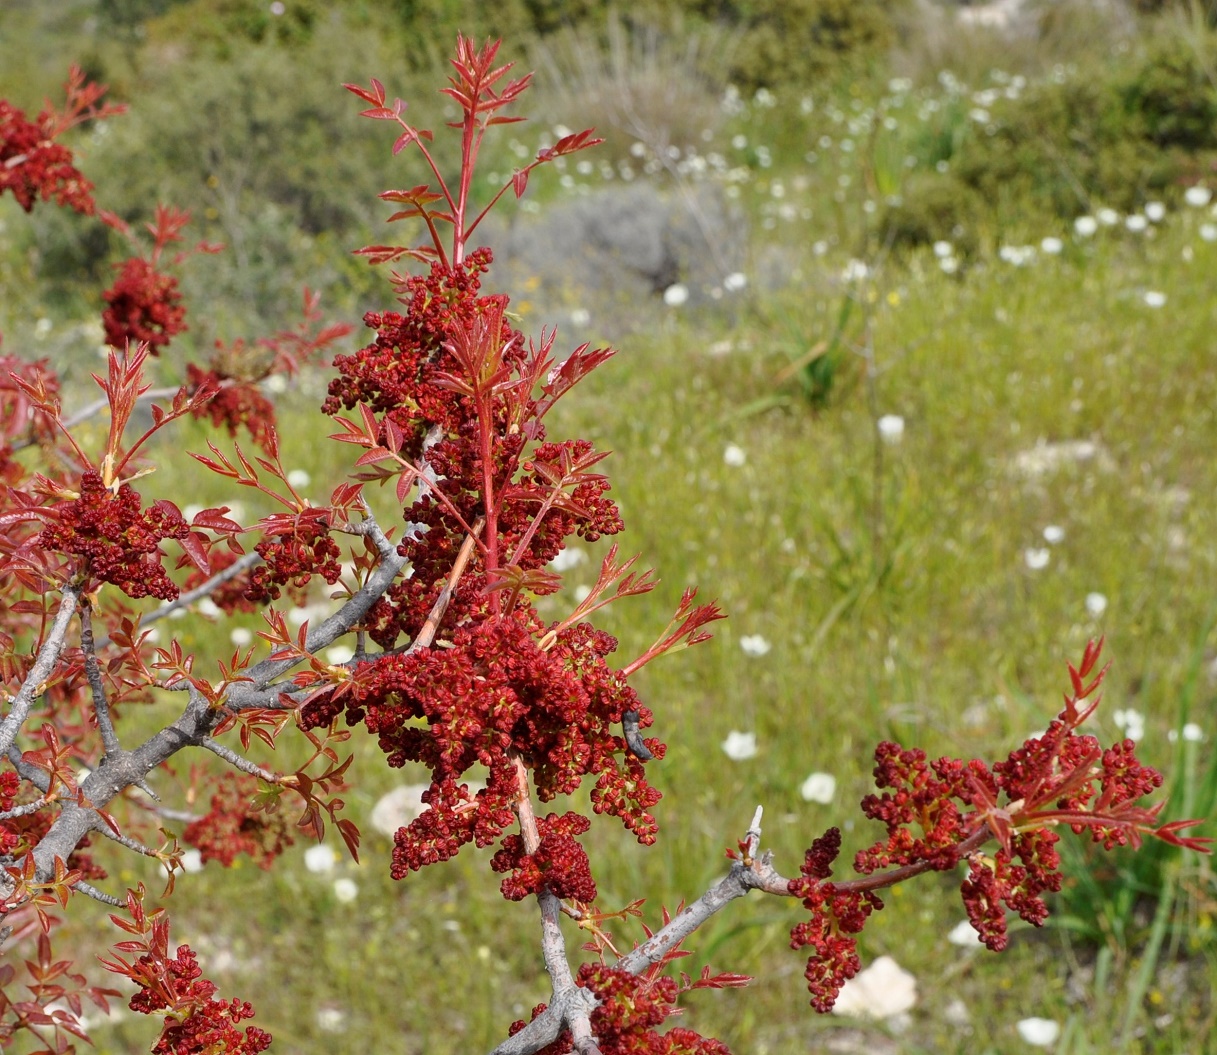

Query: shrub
[0,40,1208,1055]
[949,30,1217,220]
[881,173,985,256]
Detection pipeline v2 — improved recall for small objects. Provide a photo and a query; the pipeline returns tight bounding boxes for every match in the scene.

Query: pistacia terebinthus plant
[0,37,1208,1055]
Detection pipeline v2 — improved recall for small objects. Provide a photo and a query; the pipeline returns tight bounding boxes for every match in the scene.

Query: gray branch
[22,511,408,883]
[0,585,81,757]
[488,808,789,1055]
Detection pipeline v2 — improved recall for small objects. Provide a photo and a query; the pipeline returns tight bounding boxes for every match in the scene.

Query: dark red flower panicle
[182,773,294,870]
[128,943,271,1055]
[37,469,189,600]
[789,640,1209,1010]
[0,101,95,214]
[102,257,187,356]
[491,811,596,902]
[246,509,342,604]
[788,828,883,1013]
[186,364,277,451]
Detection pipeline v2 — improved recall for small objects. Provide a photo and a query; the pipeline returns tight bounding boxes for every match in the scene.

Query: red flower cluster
[127,944,271,1055]
[510,966,731,1055]
[182,773,294,870]
[102,257,187,355]
[302,611,662,880]
[0,101,95,214]
[246,510,342,604]
[323,248,508,459]
[325,251,623,648]
[854,744,982,874]
[180,548,257,614]
[788,828,883,1012]
[491,811,596,902]
[186,364,277,451]
[0,770,21,857]
[788,640,1209,1008]
[38,470,189,599]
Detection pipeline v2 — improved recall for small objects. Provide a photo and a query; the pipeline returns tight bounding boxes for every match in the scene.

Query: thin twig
[513,754,602,1055]
[488,809,789,1055]
[199,736,277,782]
[80,605,122,756]
[134,550,263,632]
[73,880,125,907]
[0,797,51,821]
[414,517,484,650]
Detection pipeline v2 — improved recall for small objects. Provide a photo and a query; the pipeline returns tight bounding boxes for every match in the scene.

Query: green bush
[680,0,906,90]
[881,173,985,255]
[949,29,1217,219]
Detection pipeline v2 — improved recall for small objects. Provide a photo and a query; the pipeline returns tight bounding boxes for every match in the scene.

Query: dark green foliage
[881,174,984,256]
[709,0,905,91]
[145,0,324,56]
[1119,36,1217,149]
[948,30,1217,220]
[1131,0,1217,21]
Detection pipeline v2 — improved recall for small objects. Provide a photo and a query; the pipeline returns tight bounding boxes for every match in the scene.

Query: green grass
[4,8,1217,1055]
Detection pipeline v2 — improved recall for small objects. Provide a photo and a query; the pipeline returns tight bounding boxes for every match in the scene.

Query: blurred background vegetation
[2,0,1216,1052]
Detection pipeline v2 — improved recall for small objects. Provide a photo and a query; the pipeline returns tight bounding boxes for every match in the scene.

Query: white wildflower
[1024,548,1050,570]
[549,548,587,572]
[721,731,758,761]
[1184,185,1212,208]
[1112,708,1146,742]
[800,772,837,804]
[663,283,689,307]
[304,844,337,874]
[1085,592,1108,617]
[370,785,429,836]
[287,469,311,489]
[324,644,354,666]
[1143,290,1167,308]
[877,414,905,443]
[1016,1018,1062,1047]
[316,1008,346,1032]
[1042,525,1065,544]
[1074,215,1098,237]
[723,444,747,467]
[739,634,771,657]
[332,878,359,903]
[947,919,982,947]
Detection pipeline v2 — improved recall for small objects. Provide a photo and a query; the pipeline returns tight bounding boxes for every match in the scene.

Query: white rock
[832,955,917,1018]
[370,785,429,836]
